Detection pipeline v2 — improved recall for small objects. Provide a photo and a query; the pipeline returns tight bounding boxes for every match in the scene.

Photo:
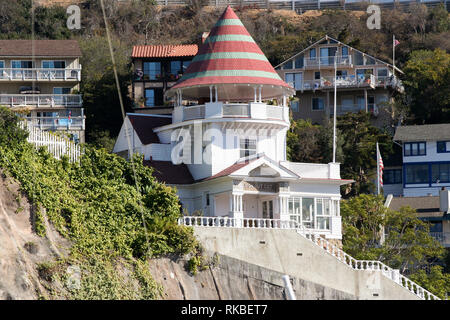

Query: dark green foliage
[402,49,450,124]
[0,108,199,299]
[341,194,448,299]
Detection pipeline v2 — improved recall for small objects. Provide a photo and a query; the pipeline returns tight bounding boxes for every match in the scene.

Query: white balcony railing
[0,68,81,81]
[23,116,85,130]
[303,55,352,68]
[329,104,379,116]
[0,94,82,108]
[181,102,287,122]
[288,74,396,91]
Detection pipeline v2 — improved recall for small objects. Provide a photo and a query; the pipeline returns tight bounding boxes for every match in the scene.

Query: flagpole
[377,142,380,195]
[392,35,395,77]
[333,55,337,163]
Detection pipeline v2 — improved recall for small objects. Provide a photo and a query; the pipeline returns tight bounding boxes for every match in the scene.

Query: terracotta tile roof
[143,160,194,185]
[131,44,198,58]
[128,114,172,145]
[0,40,81,57]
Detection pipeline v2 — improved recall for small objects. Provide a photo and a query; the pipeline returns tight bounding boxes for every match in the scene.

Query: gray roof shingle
[394,124,450,142]
[0,40,82,57]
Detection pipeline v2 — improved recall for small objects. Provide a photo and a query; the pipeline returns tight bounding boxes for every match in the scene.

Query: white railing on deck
[0,68,81,81]
[178,216,440,300]
[20,121,81,162]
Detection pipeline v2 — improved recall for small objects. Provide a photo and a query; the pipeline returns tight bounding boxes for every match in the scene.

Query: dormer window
[404,142,426,156]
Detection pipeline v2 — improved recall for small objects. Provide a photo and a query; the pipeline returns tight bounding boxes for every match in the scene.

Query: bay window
[288,197,335,230]
[405,164,429,184]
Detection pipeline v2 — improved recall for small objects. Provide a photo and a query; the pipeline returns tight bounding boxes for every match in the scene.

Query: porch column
[229,192,243,227]
[279,195,290,226]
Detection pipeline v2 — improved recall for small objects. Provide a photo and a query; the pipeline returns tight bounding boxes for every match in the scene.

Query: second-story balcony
[289,74,402,92]
[329,104,379,116]
[303,55,353,69]
[173,102,290,124]
[23,116,85,131]
[0,94,83,108]
[0,68,81,81]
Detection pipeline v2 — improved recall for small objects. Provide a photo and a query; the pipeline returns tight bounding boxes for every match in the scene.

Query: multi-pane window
[342,46,349,59]
[285,73,302,90]
[143,62,161,80]
[42,61,66,68]
[316,198,331,230]
[432,163,450,183]
[284,60,293,69]
[240,138,256,158]
[288,197,334,230]
[384,169,402,184]
[310,48,316,60]
[12,61,33,68]
[145,89,155,107]
[312,97,324,111]
[354,52,364,65]
[405,164,429,184]
[169,60,191,80]
[295,55,304,68]
[377,68,388,78]
[404,142,426,156]
[437,141,450,153]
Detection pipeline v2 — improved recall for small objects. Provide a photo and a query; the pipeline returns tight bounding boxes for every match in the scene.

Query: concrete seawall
[193,227,420,300]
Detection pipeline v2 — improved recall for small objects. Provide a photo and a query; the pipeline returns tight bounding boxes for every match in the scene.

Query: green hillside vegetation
[0,106,200,299]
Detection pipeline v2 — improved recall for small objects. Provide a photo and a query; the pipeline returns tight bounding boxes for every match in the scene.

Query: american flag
[377,143,384,189]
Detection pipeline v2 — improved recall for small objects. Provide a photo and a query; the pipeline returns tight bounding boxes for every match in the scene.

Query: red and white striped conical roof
[167,6,294,101]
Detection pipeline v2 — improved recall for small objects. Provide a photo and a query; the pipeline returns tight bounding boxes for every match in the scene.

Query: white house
[114,6,352,241]
[383,124,450,197]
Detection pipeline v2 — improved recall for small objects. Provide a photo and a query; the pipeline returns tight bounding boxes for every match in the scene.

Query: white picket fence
[179,216,441,300]
[20,121,81,162]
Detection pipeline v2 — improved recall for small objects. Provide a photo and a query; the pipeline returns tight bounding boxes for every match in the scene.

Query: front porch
[184,187,342,239]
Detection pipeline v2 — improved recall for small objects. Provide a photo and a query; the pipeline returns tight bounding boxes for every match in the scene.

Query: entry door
[262,200,273,219]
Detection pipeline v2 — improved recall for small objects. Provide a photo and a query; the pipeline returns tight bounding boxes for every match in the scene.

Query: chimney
[201,32,210,44]
[439,187,450,214]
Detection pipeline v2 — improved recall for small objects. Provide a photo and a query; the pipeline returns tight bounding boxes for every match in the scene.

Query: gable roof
[127,113,172,145]
[131,44,198,58]
[0,40,81,57]
[274,35,403,74]
[394,124,450,142]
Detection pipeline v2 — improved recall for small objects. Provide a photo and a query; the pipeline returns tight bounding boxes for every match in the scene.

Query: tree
[286,118,323,163]
[337,112,393,196]
[341,194,449,299]
[403,49,450,124]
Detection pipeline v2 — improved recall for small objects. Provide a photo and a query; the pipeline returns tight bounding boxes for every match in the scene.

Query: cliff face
[0,170,69,300]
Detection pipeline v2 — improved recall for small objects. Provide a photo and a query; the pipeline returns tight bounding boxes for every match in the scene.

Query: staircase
[180,216,440,300]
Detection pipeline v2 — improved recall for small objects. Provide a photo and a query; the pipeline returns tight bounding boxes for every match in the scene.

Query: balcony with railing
[289,74,402,92]
[303,55,353,69]
[329,104,379,116]
[174,102,289,124]
[23,116,85,131]
[0,68,81,81]
[0,94,83,108]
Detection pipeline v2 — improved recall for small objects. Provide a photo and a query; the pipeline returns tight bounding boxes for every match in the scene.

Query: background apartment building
[130,44,198,115]
[275,35,404,125]
[0,40,84,143]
